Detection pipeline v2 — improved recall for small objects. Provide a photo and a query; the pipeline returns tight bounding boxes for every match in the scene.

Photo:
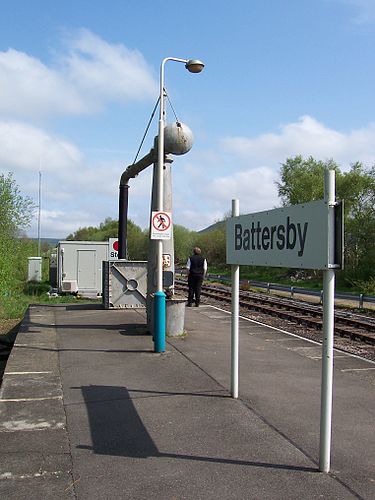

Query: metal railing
[203,274,375,309]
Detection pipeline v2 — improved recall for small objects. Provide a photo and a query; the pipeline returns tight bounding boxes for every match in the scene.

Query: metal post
[153,57,204,351]
[319,168,336,473]
[231,199,240,398]
[155,57,196,291]
[156,61,167,293]
[154,291,166,352]
[153,59,168,352]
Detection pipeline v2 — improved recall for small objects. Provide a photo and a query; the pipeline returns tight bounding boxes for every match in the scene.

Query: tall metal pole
[153,59,168,353]
[231,199,240,398]
[154,57,204,352]
[156,59,167,293]
[319,168,336,472]
[156,58,188,291]
[37,170,42,257]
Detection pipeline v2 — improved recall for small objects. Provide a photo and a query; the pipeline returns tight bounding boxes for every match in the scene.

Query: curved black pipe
[118,183,129,259]
[117,146,157,259]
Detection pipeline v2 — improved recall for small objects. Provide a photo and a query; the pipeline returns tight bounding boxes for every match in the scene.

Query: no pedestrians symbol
[151,211,172,240]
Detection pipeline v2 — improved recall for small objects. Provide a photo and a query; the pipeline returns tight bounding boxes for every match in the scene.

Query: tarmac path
[0,303,374,499]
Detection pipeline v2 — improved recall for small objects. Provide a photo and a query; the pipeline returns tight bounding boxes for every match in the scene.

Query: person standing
[186,247,207,307]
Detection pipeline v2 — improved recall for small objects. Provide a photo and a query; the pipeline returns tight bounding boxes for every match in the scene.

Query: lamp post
[154,57,204,352]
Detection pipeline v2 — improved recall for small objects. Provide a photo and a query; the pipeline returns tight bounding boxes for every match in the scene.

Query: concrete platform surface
[0,303,374,499]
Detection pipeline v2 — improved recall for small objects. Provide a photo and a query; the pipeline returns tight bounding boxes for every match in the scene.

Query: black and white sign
[226,200,332,270]
[151,211,172,240]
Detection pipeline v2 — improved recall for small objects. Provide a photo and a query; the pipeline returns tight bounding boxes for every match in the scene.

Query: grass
[0,283,100,337]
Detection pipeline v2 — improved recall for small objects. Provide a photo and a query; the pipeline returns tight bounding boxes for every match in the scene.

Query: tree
[0,173,34,238]
[0,173,35,293]
[276,156,338,205]
[66,217,148,260]
[194,228,226,270]
[339,163,375,282]
[277,157,375,287]
[173,224,196,264]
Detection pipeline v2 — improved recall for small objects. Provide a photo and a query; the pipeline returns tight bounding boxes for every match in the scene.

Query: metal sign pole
[319,168,336,472]
[231,199,240,398]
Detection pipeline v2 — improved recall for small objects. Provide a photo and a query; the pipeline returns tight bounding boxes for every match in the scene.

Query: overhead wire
[165,90,180,124]
[131,89,181,165]
[132,96,160,165]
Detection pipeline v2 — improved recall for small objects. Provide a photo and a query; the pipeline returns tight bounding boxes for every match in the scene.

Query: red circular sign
[113,240,119,251]
[152,212,171,232]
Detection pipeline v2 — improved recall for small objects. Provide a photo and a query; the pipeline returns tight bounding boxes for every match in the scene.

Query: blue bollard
[154,291,166,352]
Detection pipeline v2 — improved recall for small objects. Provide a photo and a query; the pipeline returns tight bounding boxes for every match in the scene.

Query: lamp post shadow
[75,385,316,473]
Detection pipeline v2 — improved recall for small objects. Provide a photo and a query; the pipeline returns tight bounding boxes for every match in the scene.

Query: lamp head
[185,59,205,73]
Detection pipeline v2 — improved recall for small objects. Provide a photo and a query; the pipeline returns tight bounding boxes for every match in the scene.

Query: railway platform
[0,302,374,499]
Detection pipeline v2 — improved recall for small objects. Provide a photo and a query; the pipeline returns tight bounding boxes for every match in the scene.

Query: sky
[0,0,375,239]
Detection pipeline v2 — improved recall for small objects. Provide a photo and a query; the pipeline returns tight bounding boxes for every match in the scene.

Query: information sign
[226,200,333,270]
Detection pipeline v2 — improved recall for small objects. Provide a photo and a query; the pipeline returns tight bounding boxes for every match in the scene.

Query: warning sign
[162,253,171,269]
[108,238,119,261]
[151,211,172,240]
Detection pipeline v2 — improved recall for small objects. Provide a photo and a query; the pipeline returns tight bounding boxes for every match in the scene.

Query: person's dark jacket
[188,254,205,276]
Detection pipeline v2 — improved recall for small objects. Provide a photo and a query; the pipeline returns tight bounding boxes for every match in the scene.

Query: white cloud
[0,120,82,170]
[0,29,158,119]
[335,0,375,24]
[208,167,279,213]
[180,116,375,225]
[61,29,157,104]
[4,113,375,239]
[221,115,375,167]
[38,208,103,237]
[0,50,85,117]
[0,118,155,238]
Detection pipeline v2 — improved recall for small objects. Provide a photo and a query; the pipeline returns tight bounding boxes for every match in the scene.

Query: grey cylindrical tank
[166,298,186,336]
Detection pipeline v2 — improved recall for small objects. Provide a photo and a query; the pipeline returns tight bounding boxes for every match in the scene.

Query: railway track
[175,279,375,346]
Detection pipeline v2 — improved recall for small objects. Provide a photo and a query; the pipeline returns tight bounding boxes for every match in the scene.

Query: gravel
[201,295,375,362]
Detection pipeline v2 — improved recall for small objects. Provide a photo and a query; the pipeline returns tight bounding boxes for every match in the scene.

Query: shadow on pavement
[65,304,104,311]
[75,385,317,473]
[26,321,150,336]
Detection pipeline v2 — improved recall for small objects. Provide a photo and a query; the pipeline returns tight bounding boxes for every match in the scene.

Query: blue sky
[1,0,375,238]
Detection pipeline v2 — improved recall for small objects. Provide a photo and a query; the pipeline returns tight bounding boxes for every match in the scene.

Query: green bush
[23,281,51,297]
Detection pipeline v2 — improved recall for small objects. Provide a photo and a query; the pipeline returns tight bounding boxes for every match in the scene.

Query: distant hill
[30,237,60,248]
[198,220,225,233]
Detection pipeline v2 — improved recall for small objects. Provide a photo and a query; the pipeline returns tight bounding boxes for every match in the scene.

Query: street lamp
[154,57,204,352]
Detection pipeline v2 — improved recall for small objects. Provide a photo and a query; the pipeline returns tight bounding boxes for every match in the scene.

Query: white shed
[57,241,109,296]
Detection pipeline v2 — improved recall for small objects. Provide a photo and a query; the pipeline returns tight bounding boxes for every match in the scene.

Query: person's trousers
[188,274,204,306]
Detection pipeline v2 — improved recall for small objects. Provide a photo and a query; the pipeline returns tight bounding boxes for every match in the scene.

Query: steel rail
[175,279,375,345]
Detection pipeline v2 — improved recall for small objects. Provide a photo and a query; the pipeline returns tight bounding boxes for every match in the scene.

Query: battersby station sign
[226,200,336,270]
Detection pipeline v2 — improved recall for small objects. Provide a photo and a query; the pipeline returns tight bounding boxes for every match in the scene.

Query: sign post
[319,168,337,473]
[231,199,240,399]
[226,169,343,473]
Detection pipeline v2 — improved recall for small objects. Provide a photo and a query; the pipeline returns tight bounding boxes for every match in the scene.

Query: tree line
[1,156,374,295]
[0,173,37,297]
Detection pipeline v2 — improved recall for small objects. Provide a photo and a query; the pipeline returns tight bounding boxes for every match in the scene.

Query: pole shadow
[74,385,317,473]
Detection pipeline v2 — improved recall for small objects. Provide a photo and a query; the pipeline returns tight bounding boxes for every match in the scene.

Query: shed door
[77,250,96,288]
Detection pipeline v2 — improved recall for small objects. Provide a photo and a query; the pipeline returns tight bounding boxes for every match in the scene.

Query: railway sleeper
[335,326,375,345]
[178,283,374,344]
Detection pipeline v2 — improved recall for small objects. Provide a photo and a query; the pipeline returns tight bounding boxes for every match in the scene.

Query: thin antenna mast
[37,170,42,257]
